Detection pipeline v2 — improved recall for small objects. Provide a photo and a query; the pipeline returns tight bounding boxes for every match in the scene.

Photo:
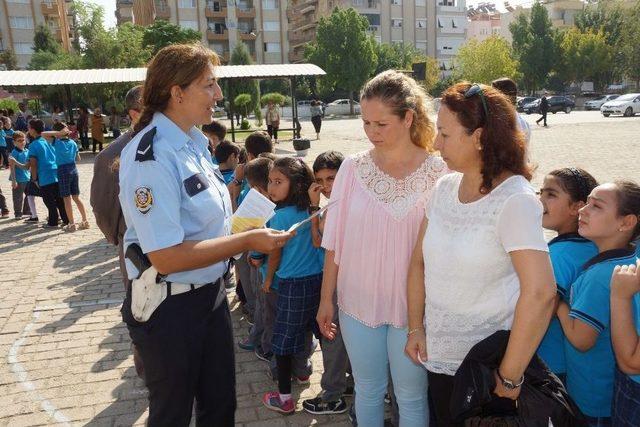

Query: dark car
[523,96,575,114]
[516,96,538,112]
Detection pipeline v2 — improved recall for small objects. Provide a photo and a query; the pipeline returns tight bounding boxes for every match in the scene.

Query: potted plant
[292,138,311,157]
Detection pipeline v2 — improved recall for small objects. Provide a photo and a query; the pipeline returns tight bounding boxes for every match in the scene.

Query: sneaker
[302,396,348,415]
[24,217,39,222]
[255,348,273,362]
[293,375,310,385]
[244,312,254,326]
[238,337,255,351]
[262,391,294,414]
[1,210,9,218]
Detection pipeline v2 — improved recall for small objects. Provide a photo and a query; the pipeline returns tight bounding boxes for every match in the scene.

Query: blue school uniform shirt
[268,205,323,280]
[5,128,14,145]
[28,136,58,186]
[632,293,640,384]
[0,129,6,147]
[565,248,638,417]
[10,147,30,183]
[53,138,78,166]
[537,233,598,374]
[219,168,235,185]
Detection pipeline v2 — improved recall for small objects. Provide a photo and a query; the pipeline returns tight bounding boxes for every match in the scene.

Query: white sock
[279,393,291,402]
[27,196,37,218]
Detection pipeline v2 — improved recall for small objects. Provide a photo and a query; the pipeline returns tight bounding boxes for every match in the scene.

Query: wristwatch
[308,205,321,213]
[496,369,525,390]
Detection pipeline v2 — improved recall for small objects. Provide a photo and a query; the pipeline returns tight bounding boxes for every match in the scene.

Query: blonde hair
[133,44,220,135]
[360,70,435,151]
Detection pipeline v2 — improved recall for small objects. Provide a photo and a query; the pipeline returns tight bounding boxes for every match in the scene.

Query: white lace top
[422,173,547,375]
[322,150,449,327]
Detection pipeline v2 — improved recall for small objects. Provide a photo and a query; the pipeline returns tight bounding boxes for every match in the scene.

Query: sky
[93,0,117,29]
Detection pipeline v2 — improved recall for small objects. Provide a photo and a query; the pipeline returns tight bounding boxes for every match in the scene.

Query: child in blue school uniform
[213,140,240,185]
[8,131,31,219]
[537,168,599,381]
[608,182,640,427]
[3,117,15,159]
[557,181,640,426]
[262,157,324,415]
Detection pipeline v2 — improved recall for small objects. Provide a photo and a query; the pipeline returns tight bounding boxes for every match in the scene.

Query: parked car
[523,96,575,114]
[601,93,640,117]
[516,96,538,112]
[584,94,619,110]
[325,99,360,115]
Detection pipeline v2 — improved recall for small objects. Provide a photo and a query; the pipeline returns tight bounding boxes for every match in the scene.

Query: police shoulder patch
[134,186,153,214]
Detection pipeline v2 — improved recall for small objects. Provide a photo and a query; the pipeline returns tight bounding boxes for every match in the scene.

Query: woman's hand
[493,370,522,400]
[316,299,337,340]
[404,328,427,365]
[308,183,323,207]
[263,278,272,293]
[246,228,293,253]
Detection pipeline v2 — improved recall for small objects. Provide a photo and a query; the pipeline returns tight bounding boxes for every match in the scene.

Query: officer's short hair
[244,157,273,193]
[202,120,227,140]
[125,85,143,113]
[313,151,344,173]
[491,78,518,105]
[244,131,273,158]
[214,140,240,164]
[28,119,44,134]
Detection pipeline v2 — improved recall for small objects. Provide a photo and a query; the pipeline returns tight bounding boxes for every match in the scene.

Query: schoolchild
[214,140,240,185]
[8,131,31,219]
[262,157,324,414]
[302,151,353,415]
[608,182,640,427]
[537,168,599,380]
[202,119,226,164]
[557,181,640,425]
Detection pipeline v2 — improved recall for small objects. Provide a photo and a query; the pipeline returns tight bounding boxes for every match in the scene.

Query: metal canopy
[0,64,325,87]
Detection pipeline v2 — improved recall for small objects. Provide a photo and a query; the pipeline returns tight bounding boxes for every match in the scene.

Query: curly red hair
[441,82,531,193]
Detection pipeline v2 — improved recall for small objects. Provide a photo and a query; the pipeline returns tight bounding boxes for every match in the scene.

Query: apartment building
[0,0,74,69]
[467,2,501,42]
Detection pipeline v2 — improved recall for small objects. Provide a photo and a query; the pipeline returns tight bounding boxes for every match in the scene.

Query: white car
[325,99,360,115]
[584,94,619,110]
[601,93,640,117]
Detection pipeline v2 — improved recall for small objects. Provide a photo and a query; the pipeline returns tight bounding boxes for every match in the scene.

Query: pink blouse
[322,150,449,328]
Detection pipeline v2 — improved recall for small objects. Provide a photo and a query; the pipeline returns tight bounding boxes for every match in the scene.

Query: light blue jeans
[339,310,429,427]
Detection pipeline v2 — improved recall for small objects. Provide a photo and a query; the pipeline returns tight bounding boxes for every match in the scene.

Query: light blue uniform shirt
[0,129,6,147]
[537,233,598,374]
[28,136,58,186]
[4,128,13,145]
[119,112,232,285]
[53,138,79,166]
[268,205,323,280]
[10,148,30,183]
[565,248,638,417]
[632,293,640,384]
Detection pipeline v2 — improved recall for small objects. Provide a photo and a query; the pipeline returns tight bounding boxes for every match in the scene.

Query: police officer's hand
[246,228,294,253]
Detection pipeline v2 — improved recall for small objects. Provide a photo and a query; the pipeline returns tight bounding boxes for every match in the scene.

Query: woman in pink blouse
[317,70,449,427]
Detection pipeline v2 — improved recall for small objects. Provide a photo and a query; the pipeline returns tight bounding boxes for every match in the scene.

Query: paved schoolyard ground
[0,112,639,426]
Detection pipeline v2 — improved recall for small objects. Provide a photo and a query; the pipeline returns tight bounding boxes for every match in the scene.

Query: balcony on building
[41,0,59,16]
[205,1,227,18]
[116,0,133,5]
[155,1,171,18]
[239,30,257,41]
[293,17,316,32]
[207,28,229,40]
[288,50,304,63]
[236,1,255,19]
[289,30,314,48]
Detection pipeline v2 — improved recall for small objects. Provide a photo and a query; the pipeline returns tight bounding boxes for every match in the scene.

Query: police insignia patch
[134,187,153,214]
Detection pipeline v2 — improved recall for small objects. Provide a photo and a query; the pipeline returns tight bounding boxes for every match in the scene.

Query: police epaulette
[135,127,157,162]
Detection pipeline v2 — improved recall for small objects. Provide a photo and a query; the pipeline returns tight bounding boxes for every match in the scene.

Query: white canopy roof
[0,63,325,87]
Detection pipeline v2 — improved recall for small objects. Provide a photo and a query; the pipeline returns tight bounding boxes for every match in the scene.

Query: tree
[558,28,613,91]
[228,42,260,124]
[142,20,202,55]
[510,2,556,92]
[0,50,18,70]
[454,36,519,84]
[33,24,60,54]
[374,42,422,75]
[620,2,640,87]
[305,7,377,114]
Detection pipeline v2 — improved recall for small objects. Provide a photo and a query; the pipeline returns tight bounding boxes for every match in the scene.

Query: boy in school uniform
[202,119,227,165]
[8,131,31,219]
[214,140,240,185]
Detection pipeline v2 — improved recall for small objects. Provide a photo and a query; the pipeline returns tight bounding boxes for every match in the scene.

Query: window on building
[8,0,31,4]
[179,0,196,8]
[391,0,401,5]
[416,41,427,52]
[263,21,279,31]
[262,0,278,9]
[367,0,378,8]
[47,19,60,29]
[363,13,380,26]
[391,19,402,28]
[13,42,33,54]
[438,0,455,5]
[416,0,426,5]
[437,18,443,28]
[352,0,364,6]
[416,19,426,29]
[368,25,379,32]
[264,42,281,53]
[180,20,198,30]
[452,19,457,28]
[9,16,34,29]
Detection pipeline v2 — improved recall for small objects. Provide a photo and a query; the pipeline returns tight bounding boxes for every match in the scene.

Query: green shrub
[240,118,250,130]
[261,92,290,107]
[0,99,19,112]
[234,93,252,117]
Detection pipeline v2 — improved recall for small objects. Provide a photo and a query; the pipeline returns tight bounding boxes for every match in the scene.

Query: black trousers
[536,110,548,126]
[311,115,322,133]
[267,125,278,140]
[124,282,236,427]
[40,182,68,226]
[79,129,89,149]
[428,371,463,427]
[92,138,103,152]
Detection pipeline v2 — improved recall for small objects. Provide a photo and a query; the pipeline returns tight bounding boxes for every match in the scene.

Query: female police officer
[118,44,291,426]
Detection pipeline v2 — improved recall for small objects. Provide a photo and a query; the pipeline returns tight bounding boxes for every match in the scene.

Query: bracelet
[407,327,424,337]
[496,369,525,389]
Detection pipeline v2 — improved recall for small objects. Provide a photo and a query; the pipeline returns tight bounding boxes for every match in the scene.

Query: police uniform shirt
[119,112,232,285]
[564,248,638,418]
[537,233,598,374]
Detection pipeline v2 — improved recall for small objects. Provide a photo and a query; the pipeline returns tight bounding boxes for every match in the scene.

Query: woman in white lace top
[405,83,556,426]
[318,71,449,426]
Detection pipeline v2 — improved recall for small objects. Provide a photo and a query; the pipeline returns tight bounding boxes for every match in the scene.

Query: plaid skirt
[271,273,322,356]
[612,368,640,427]
[57,164,79,197]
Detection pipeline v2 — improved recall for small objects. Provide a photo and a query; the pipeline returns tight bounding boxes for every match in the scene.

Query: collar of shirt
[151,112,209,153]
